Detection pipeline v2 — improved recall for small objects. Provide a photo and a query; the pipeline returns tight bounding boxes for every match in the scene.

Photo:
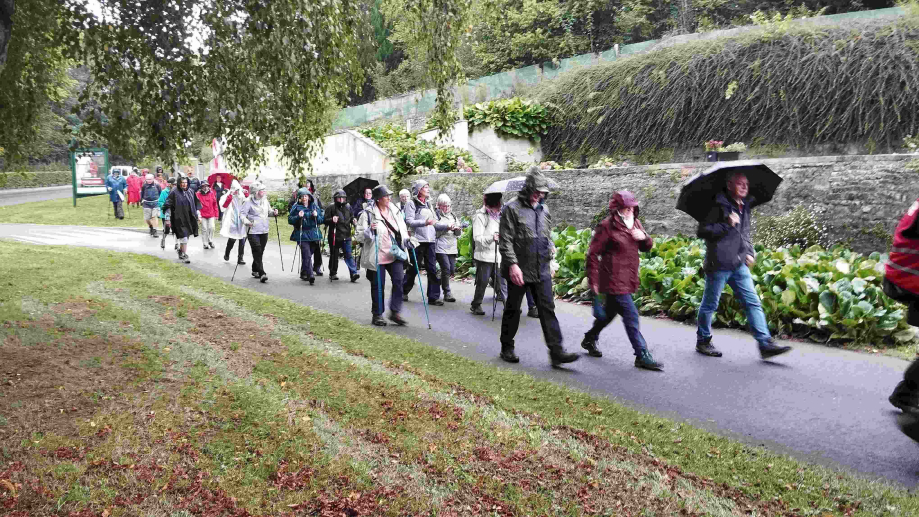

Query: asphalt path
[2,223,918,487]
[0,185,72,207]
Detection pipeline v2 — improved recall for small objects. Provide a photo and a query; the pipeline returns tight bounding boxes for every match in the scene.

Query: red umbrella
[207,172,236,188]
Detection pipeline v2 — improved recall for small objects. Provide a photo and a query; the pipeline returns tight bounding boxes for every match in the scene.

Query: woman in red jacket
[581,191,663,371]
[195,182,220,250]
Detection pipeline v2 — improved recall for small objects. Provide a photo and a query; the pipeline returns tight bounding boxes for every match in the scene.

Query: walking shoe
[444,294,456,302]
[527,307,539,318]
[209,243,216,249]
[388,312,407,326]
[175,243,179,251]
[759,340,792,359]
[149,227,154,236]
[635,350,664,371]
[495,294,505,303]
[372,315,387,326]
[260,275,268,283]
[314,270,324,277]
[309,277,315,285]
[429,298,444,306]
[548,346,579,367]
[237,259,246,265]
[329,274,339,281]
[695,337,722,357]
[470,305,485,316]
[581,336,602,357]
[176,249,183,260]
[350,273,360,283]
[252,271,261,278]
[889,381,919,415]
[224,251,230,261]
[181,254,191,264]
[152,229,158,238]
[301,274,310,281]
[402,294,409,302]
[500,345,519,363]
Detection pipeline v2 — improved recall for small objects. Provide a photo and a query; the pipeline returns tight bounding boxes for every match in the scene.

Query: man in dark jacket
[325,189,360,282]
[696,172,791,359]
[139,173,162,237]
[498,168,578,367]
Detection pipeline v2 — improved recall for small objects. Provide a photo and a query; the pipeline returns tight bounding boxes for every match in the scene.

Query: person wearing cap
[324,189,359,282]
[357,185,410,326]
[105,168,127,220]
[220,180,249,265]
[140,173,163,237]
[241,182,279,282]
[195,181,219,250]
[403,179,451,305]
[162,176,201,263]
[581,191,663,370]
[498,167,579,367]
[289,187,324,284]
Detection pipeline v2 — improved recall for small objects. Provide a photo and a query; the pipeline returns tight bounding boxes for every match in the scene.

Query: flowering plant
[704,140,723,152]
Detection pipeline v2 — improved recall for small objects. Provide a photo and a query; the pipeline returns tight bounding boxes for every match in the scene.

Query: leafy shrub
[0,170,71,189]
[358,124,479,183]
[506,156,530,172]
[753,204,830,250]
[459,224,914,346]
[719,142,746,152]
[464,97,554,142]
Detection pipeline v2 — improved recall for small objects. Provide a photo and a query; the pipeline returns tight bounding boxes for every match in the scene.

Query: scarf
[251,192,270,218]
[486,206,501,221]
[618,211,634,229]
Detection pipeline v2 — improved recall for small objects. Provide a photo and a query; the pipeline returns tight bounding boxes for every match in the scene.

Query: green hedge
[358,124,479,184]
[538,14,919,159]
[0,171,71,189]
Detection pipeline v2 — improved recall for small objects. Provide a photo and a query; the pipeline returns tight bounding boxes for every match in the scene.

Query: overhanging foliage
[538,15,919,159]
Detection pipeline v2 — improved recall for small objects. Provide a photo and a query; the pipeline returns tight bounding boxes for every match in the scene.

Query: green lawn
[0,240,913,516]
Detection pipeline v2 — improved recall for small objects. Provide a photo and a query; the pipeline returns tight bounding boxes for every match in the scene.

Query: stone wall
[408,154,919,253]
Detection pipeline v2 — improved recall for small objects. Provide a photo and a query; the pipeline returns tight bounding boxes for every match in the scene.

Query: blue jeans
[584,294,647,356]
[696,264,772,346]
[329,238,357,276]
[368,261,404,316]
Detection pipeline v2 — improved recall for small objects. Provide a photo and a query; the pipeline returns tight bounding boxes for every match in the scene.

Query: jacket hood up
[608,190,640,219]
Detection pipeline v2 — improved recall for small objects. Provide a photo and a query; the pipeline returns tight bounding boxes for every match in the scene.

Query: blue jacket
[140,181,162,208]
[288,201,324,242]
[105,175,126,203]
[157,188,171,219]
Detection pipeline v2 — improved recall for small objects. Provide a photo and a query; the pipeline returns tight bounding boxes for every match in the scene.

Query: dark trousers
[310,241,323,273]
[368,261,404,316]
[403,242,440,300]
[584,294,648,356]
[247,233,268,276]
[472,259,507,307]
[436,253,456,295]
[225,237,246,259]
[329,238,357,276]
[298,240,314,278]
[113,201,124,219]
[500,275,562,349]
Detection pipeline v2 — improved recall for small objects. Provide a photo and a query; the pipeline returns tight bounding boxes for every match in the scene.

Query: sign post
[70,148,109,206]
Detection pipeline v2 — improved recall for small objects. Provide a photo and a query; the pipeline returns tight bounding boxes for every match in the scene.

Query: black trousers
[247,233,268,276]
[403,242,440,300]
[225,237,246,259]
[500,275,562,349]
[310,241,323,272]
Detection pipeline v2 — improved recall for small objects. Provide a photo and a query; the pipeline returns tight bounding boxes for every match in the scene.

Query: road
[0,185,72,207]
[1,223,917,487]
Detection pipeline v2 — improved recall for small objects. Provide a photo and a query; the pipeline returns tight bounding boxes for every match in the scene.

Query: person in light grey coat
[402,179,451,304]
[434,193,462,303]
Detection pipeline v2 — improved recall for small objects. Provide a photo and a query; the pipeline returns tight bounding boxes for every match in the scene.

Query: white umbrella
[484,175,561,195]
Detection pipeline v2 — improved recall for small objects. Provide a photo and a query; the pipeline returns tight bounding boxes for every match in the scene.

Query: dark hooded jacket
[499,172,555,283]
[324,189,354,242]
[586,191,653,295]
[288,192,324,242]
[697,191,756,273]
[162,182,201,239]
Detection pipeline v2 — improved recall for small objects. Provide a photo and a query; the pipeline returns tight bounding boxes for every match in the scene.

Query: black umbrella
[676,161,782,222]
[342,177,380,206]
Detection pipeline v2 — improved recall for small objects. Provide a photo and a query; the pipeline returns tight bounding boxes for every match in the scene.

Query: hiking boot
[581,336,602,357]
[260,275,268,283]
[759,339,792,359]
[301,274,310,281]
[695,337,722,357]
[402,294,409,302]
[309,277,315,285]
[429,298,444,306]
[372,315,387,326]
[388,312,407,326]
[889,381,919,415]
[151,229,158,238]
[470,305,486,316]
[444,293,456,302]
[224,251,231,261]
[329,274,339,281]
[635,350,664,371]
[350,273,360,283]
[549,346,579,367]
[181,254,191,264]
[237,259,246,265]
[527,307,539,318]
[176,249,183,260]
[500,344,519,363]
[314,269,324,277]
[252,271,261,278]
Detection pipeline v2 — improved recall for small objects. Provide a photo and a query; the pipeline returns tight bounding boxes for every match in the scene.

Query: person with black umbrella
[325,189,360,282]
[694,171,791,359]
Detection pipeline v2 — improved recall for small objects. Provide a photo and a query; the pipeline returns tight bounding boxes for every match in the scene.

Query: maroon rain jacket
[585,191,654,295]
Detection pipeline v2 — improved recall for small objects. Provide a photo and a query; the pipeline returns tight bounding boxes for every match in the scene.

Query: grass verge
[0,240,915,516]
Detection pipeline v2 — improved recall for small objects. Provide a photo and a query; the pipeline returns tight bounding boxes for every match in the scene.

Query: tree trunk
[0,0,13,72]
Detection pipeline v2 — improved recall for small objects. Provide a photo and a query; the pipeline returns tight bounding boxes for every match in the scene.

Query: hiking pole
[492,240,499,321]
[411,246,432,330]
[231,226,251,282]
[274,213,284,271]
[375,224,383,317]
